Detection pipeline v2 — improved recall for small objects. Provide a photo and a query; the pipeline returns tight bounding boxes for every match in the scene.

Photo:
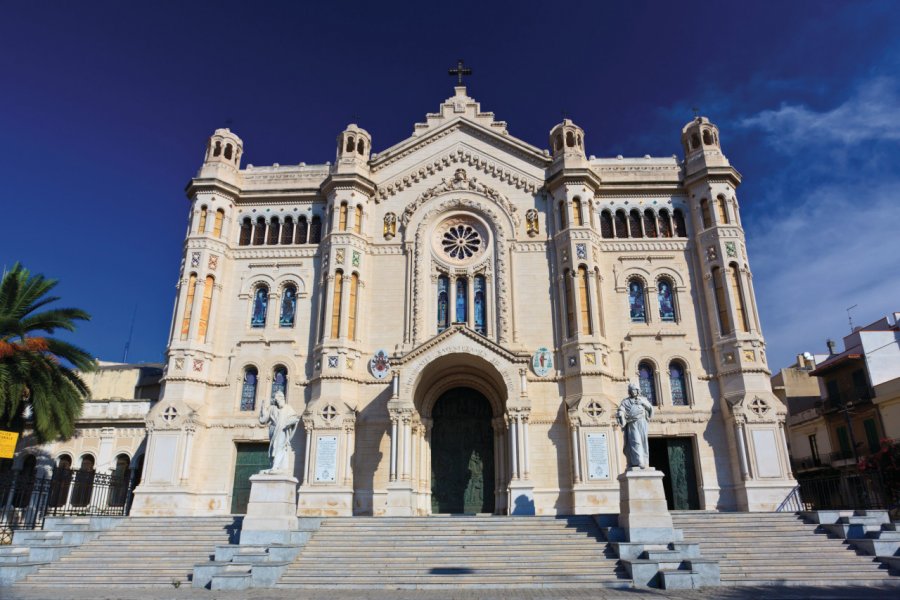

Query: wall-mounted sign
[314,436,338,483]
[586,432,610,480]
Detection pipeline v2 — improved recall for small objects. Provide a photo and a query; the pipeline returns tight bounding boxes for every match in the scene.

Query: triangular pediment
[370,87,550,177]
[397,324,526,367]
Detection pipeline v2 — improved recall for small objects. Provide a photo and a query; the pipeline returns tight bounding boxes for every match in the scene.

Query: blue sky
[1,1,898,372]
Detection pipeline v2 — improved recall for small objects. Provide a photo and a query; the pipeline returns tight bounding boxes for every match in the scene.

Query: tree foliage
[0,263,94,442]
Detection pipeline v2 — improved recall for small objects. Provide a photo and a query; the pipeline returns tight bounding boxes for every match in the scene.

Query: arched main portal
[431,387,495,514]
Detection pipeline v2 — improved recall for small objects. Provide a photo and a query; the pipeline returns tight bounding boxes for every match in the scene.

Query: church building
[130,84,795,518]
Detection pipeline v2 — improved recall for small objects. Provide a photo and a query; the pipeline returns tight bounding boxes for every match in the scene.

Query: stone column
[570,419,582,484]
[521,413,531,480]
[338,270,351,339]
[389,415,398,482]
[186,275,204,341]
[586,269,599,336]
[508,414,519,480]
[343,422,355,487]
[735,422,750,480]
[322,275,335,341]
[449,275,457,324]
[778,421,793,479]
[303,420,313,484]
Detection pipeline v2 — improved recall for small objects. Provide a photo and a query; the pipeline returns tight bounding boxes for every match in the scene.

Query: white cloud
[740,77,900,148]
[748,181,900,369]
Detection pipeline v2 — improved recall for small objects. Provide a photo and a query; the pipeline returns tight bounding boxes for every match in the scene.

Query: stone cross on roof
[448,59,472,85]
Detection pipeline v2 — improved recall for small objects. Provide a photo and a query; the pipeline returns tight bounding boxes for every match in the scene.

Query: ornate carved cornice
[399,168,521,227]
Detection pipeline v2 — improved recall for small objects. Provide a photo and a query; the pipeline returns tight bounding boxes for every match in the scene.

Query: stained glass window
[251,286,268,328]
[638,361,657,405]
[658,278,676,322]
[197,206,208,233]
[240,367,258,411]
[670,362,688,406]
[437,275,449,332]
[474,275,486,335]
[280,285,296,327]
[456,278,468,323]
[629,280,646,323]
[271,366,287,401]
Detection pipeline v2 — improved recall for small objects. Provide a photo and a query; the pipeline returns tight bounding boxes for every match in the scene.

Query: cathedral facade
[131,86,795,518]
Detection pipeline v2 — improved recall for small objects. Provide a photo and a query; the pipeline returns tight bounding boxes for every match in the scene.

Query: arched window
[673,209,687,237]
[346,136,355,152]
[339,203,348,231]
[555,134,563,151]
[629,210,643,238]
[437,275,449,332]
[253,217,266,245]
[267,218,280,245]
[643,209,658,238]
[71,455,95,507]
[600,210,614,238]
[197,206,208,233]
[180,273,197,340]
[280,284,297,327]
[310,216,322,243]
[658,209,673,238]
[251,285,268,328]
[357,139,365,155]
[577,266,592,335]
[281,217,294,244]
[711,266,731,335]
[271,366,287,401]
[670,361,689,406]
[474,275,486,335]
[213,209,225,238]
[657,278,677,322]
[109,454,131,507]
[296,216,309,244]
[558,201,567,230]
[729,263,750,332]
[197,275,214,341]
[690,134,700,149]
[330,271,343,338]
[354,205,362,234]
[615,210,628,238]
[240,367,258,411]
[239,217,252,246]
[700,199,712,229]
[49,455,72,508]
[566,131,575,147]
[455,277,468,323]
[638,361,657,405]
[628,279,646,323]
[224,143,233,160]
[572,197,583,226]
[564,270,576,338]
[348,273,359,339]
[702,130,713,145]
[213,141,221,157]
[716,195,730,224]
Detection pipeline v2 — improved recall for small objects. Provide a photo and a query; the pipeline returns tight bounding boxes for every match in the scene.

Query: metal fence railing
[780,471,897,512]
[0,468,132,544]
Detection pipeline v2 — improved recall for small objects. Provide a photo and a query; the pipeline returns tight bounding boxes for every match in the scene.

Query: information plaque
[586,432,610,480]
[314,435,338,482]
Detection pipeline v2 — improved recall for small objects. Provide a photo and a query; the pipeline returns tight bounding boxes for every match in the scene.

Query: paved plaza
[6,584,900,600]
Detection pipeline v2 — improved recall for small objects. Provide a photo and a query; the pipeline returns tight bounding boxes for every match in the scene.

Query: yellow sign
[0,430,19,459]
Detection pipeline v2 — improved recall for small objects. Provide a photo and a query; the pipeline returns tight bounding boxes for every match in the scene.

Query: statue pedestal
[617,468,674,543]
[240,473,298,545]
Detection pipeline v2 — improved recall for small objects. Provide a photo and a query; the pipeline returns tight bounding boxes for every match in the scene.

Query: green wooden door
[649,437,700,510]
[431,388,495,514]
[231,443,270,514]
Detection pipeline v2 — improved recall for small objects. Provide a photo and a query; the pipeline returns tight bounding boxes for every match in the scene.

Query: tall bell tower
[681,116,796,510]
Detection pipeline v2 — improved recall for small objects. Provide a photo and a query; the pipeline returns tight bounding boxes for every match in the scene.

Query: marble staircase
[276,515,630,589]
[14,516,240,588]
[671,511,899,586]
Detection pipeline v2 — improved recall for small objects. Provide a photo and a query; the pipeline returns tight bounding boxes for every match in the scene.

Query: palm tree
[0,263,94,442]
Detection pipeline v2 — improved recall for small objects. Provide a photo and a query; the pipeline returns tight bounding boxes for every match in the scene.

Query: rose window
[441,225,482,259]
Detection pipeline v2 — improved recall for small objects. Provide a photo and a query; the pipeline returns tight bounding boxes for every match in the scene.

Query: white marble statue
[258,390,300,473]
[616,382,655,470]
